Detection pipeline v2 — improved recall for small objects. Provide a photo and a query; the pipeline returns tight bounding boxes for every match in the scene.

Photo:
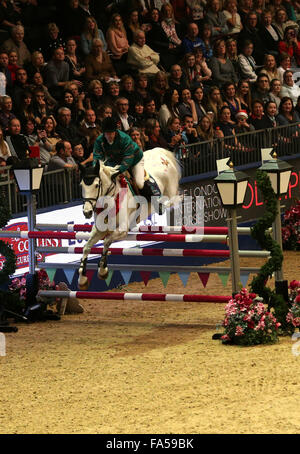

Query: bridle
[82,177,117,212]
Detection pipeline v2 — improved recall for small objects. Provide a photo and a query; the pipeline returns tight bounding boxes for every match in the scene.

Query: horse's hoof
[78,280,90,290]
[98,267,108,280]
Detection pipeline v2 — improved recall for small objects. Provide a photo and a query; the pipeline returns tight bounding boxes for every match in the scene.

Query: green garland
[0,192,16,285]
[249,170,287,329]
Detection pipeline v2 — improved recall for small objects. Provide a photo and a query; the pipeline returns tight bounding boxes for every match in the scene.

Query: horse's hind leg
[78,227,104,289]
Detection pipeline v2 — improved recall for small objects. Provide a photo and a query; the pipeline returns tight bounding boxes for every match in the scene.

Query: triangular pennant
[64,268,75,285]
[218,272,230,287]
[197,272,210,288]
[86,270,95,283]
[120,270,132,285]
[240,272,249,288]
[44,268,56,282]
[178,272,190,287]
[159,272,171,288]
[105,270,113,287]
[140,271,151,286]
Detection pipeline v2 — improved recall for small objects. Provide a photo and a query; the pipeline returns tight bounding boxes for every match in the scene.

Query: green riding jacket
[93,130,143,173]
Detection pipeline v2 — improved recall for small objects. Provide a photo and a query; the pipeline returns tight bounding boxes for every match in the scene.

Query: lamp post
[13,163,43,308]
[214,162,249,295]
[258,152,292,299]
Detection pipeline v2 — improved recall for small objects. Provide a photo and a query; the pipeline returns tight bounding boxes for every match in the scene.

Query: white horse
[78,147,181,289]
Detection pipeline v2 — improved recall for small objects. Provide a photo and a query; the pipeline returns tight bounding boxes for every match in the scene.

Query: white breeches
[132,157,145,189]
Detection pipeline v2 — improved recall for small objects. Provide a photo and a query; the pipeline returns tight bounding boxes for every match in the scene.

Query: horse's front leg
[98,230,128,280]
[78,226,105,289]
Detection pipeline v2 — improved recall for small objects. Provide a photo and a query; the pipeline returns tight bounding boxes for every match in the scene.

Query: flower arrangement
[9,269,56,304]
[282,200,300,251]
[286,280,300,330]
[221,288,281,346]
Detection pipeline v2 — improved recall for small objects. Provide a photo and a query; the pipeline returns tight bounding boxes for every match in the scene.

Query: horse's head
[80,161,120,219]
[80,161,101,218]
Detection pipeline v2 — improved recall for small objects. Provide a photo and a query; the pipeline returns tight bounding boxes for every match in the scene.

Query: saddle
[123,170,161,200]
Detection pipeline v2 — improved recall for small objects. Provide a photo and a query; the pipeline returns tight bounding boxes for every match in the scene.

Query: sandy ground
[1,252,300,435]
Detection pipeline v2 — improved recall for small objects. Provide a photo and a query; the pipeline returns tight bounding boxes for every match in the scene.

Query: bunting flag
[178,272,190,287]
[44,268,56,282]
[64,269,76,285]
[240,272,250,288]
[159,271,171,288]
[120,270,132,285]
[105,270,113,287]
[86,269,95,284]
[140,271,151,286]
[197,272,210,288]
[218,272,230,287]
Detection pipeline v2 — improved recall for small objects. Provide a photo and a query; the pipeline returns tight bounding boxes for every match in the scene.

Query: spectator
[11,67,30,110]
[280,69,300,104]
[0,126,11,163]
[196,114,220,141]
[258,9,280,56]
[181,114,198,143]
[38,115,61,154]
[222,82,241,121]
[158,88,180,131]
[226,37,240,79]
[205,85,226,122]
[278,53,292,83]
[80,16,107,57]
[149,70,168,109]
[205,0,229,38]
[128,126,146,151]
[147,7,180,70]
[234,109,255,133]
[216,105,236,137]
[164,116,186,152]
[277,96,300,128]
[5,117,30,161]
[223,0,242,35]
[0,0,22,32]
[85,79,105,112]
[209,38,238,86]
[132,99,146,128]
[96,103,113,128]
[192,85,207,121]
[269,78,282,108]
[251,74,272,104]
[125,9,147,44]
[178,88,198,124]
[62,0,86,39]
[160,3,182,52]
[47,140,77,171]
[273,7,297,40]
[236,79,252,113]
[85,38,116,82]
[44,47,70,100]
[181,51,211,90]
[16,90,35,127]
[58,90,84,125]
[102,80,120,106]
[168,64,189,94]
[7,50,18,83]
[0,52,13,90]
[127,29,160,77]
[25,51,46,81]
[119,74,142,112]
[0,95,16,134]
[144,118,169,149]
[237,11,265,64]
[2,25,31,67]
[199,22,213,60]
[262,100,278,128]
[65,39,86,82]
[249,99,266,129]
[135,74,151,100]
[144,96,159,121]
[115,97,135,132]
[55,107,85,147]
[79,108,101,147]
[261,54,280,82]
[182,22,204,55]
[42,23,66,62]
[237,40,258,83]
[238,0,253,26]
[278,25,300,68]
[72,142,93,166]
[106,13,129,76]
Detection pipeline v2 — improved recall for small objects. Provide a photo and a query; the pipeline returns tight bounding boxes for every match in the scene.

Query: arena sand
[1,252,300,434]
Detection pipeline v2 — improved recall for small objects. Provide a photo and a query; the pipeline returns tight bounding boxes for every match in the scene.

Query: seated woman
[277,53,292,83]
[178,88,198,125]
[85,39,117,83]
[163,117,187,153]
[144,118,169,150]
[192,86,207,122]
[57,89,84,125]
[205,85,226,123]
[106,13,129,76]
[277,95,300,125]
[260,54,280,82]
[226,37,240,79]
[24,51,46,81]
[85,79,105,112]
[80,16,107,57]
[158,88,180,132]
[151,70,169,110]
[125,9,147,44]
[235,79,252,114]
[120,74,143,113]
[199,23,213,61]
[278,25,300,69]
[196,114,220,142]
[208,38,238,86]
[65,38,86,82]
[128,126,146,151]
[34,116,61,165]
[258,9,280,56]
[237,40,258,83]
[269,78,282,108]
[249,99,267,129]
[16,90,35,128]
[160,3,182,53]
[222,82,241,121]
[223,0,243,35]
[181,51,211,91]
[216,105,236,137]
[205,0,229,38]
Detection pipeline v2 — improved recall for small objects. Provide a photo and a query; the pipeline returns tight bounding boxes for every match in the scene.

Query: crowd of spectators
[0,0,300,172]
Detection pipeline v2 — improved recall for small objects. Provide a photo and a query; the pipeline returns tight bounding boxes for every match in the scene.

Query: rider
[93,117,161,200]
